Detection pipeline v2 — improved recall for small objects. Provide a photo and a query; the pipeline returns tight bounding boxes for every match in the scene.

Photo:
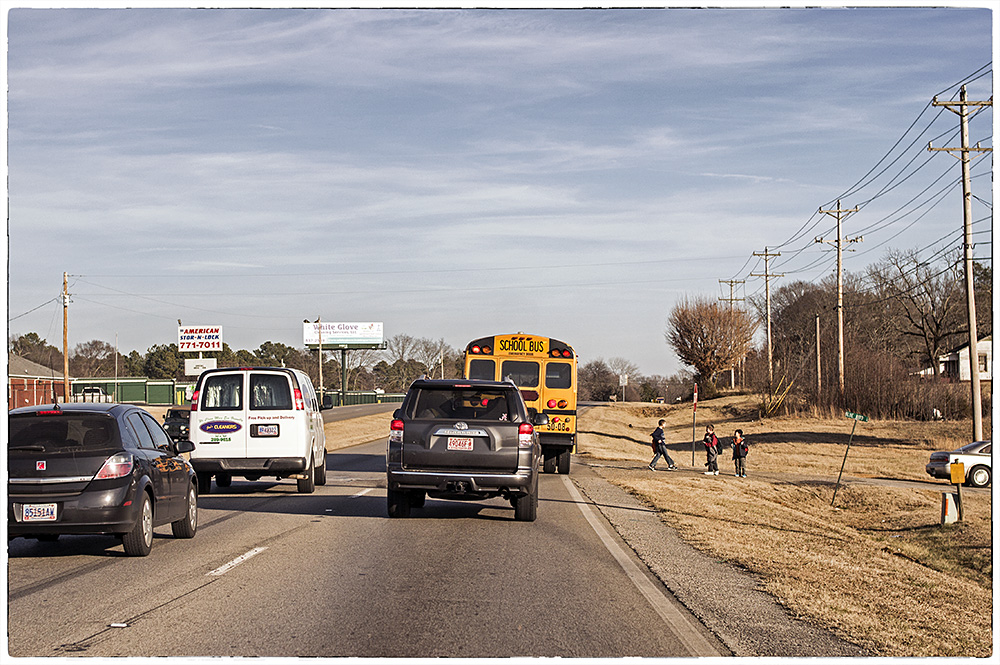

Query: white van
[188,367,328,494]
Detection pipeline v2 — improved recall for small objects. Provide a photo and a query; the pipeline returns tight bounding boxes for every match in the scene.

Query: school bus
[464,333,577,474]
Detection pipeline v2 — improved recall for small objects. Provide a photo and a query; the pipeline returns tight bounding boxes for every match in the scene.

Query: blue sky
[4,5,994,378]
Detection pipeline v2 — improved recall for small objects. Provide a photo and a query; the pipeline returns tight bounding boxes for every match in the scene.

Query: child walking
[648,419,678,471]
[703,424,720,475]
[732,429,749,478]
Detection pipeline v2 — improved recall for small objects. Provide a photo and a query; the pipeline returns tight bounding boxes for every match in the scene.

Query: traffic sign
[845,411,869,422]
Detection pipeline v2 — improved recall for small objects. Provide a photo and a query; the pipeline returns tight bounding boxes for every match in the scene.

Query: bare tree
[866,249,965,377]
[666,296,757,395]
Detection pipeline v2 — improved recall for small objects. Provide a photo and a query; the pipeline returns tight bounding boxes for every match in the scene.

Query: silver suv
[386,379,546,521]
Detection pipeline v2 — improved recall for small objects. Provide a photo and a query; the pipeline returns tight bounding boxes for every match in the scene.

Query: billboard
[303,322,383,347]
[178,326,223,352]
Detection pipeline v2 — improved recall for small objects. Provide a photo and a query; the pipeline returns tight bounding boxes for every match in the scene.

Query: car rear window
[9,414,121,452]
[250,373,293,410]
[409,388,516,421]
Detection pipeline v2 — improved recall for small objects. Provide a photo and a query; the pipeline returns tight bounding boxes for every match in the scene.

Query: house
[8,354,66,410]
[919,336,992,382]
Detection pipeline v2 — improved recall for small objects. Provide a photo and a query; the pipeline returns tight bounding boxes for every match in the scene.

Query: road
[7,438,725,658]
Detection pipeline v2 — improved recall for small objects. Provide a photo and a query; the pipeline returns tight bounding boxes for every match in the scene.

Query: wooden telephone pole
[62,272,70,403]
[930,85,992,442]
[719,279,746,388]
[817,201,861,401]
[751,250,782,390]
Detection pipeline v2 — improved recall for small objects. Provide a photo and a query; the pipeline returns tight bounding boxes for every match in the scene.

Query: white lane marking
[351,488,374,498]
[207,547,268,577]
[560,475,723,657]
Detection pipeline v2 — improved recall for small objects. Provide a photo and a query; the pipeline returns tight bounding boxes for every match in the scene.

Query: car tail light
[518,423,534,448]
[190,390,200,412]
[390,419,404,444]
[294,389,305,410]
[95,453,134,480]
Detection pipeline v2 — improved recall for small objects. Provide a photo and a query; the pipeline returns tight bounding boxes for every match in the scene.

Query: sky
[4,3,995,379]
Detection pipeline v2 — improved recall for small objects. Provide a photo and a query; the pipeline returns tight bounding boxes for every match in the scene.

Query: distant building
[918,336,992,382]
[8,354,66,409]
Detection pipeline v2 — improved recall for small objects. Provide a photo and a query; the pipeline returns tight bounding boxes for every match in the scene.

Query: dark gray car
[385,378,546,521]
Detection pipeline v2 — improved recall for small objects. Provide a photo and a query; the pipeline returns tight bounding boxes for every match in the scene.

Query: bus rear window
[501,361,539,388]
[545,362,572,389]
[468,359,495,381]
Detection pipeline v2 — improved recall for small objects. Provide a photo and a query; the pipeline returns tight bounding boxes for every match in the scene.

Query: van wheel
[387,488,411,518]
[316,454,327,486]
[197,473,212,494]
[297,457,316,494]
[215,473,232,488]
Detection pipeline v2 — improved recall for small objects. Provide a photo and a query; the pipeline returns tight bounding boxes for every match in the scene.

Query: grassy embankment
[577,396,991,658]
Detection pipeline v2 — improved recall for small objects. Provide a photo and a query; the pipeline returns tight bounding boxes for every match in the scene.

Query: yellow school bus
[464,333,577,474]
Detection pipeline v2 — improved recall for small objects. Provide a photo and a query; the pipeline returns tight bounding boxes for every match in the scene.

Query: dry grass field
[578,396,992,657]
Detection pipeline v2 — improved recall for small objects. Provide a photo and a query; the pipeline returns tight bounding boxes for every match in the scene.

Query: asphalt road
[7,439,726,658]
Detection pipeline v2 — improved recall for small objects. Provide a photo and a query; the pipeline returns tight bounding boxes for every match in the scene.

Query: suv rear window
[250,373,293,410]
[9,414,121,452]
[409,388,516,422]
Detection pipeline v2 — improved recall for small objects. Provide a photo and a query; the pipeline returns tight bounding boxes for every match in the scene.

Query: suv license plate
[23,503,57,522]
[447,437,474,451]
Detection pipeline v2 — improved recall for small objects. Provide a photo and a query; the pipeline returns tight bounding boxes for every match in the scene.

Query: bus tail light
[390,419,404,444]
[558,399,568,409]
[518,423,534,448]
[294,389,305,410]
[547,399,557,408]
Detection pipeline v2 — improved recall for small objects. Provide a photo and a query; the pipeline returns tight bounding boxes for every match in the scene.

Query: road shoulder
[570,459,869,657]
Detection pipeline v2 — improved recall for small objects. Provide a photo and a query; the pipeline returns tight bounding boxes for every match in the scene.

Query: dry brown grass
[579,398,992,657]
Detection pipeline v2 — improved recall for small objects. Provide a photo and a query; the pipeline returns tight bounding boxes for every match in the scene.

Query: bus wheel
[557,448,571,475]
[542,450,557,474]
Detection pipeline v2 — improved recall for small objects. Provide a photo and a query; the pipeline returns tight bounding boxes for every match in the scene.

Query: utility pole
[719,279,745,388]
[62,272,70,403]
[817,200,861,401]
[751,250,782,391]
[930,85,992,443]
[815,314,822,397]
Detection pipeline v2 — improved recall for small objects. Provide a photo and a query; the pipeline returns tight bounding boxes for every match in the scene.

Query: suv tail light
[95,452,134,480]
[518,423,534,448]
[190,390,200,412]
[294,389,305,410]
[390,419,404,444]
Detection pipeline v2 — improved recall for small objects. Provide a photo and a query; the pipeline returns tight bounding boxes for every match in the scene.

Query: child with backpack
[732,429,749,478]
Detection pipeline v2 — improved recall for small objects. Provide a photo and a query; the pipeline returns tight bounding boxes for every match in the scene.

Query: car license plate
[447,437,474,451]
[23,503,57,522]
[256,424,279,437]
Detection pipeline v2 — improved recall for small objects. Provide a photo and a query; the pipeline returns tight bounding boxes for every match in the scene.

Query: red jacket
[703,433,719,449]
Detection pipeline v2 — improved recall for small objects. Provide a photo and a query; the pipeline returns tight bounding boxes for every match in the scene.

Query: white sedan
[925,440,992,488]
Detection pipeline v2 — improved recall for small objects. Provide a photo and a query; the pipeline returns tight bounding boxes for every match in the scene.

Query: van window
[501,360,539,388]
[251,374,293,410]
[202,374,243,410]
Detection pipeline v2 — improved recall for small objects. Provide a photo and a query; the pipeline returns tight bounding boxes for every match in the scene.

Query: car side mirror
[175,440,195,454]
[533,412,550,427]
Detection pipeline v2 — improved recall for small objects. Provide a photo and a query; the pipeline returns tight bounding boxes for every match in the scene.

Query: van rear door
[245,371,301,459]
[195,372,247,458]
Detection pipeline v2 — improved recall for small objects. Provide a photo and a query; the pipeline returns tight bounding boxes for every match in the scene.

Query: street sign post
[691,383,698,466]
[832,411,868,506]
